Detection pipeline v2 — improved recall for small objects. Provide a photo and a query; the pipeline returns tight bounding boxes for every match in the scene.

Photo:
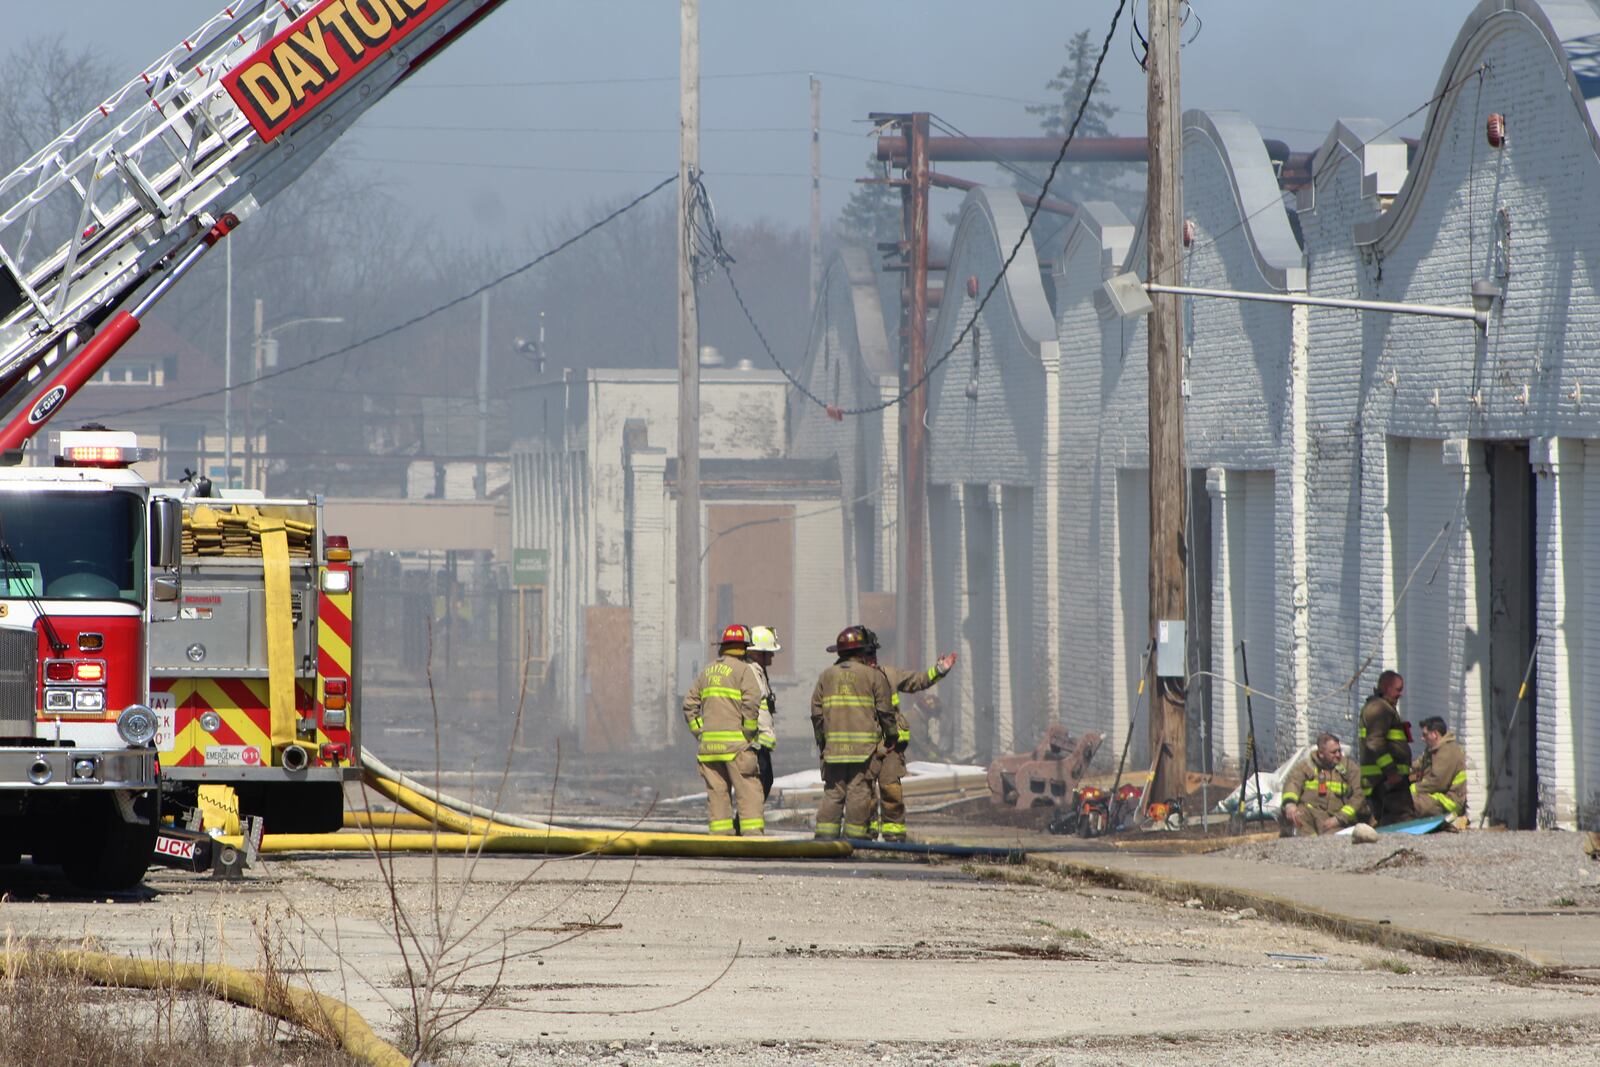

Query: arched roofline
[1181,109,1306,291]
[1299,118,1408,209]
[1054,199,1137,290]
[1356,0,1600,250]
[929,185,1056,361]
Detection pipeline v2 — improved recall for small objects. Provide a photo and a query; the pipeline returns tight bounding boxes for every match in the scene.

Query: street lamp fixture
[226,310,344,489]
[1103,272,1495,331]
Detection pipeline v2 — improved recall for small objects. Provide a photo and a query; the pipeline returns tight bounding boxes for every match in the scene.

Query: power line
[722,0,1131,418]
[410,68,1060,108]
[95,175,677,420]
[344,155,858,182]
[362,123,864,137]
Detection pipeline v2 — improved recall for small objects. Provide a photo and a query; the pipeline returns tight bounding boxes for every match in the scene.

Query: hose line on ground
[0,948,409,1067]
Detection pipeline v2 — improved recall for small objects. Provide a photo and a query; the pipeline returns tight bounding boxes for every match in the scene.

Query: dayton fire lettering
[224,0,445,141]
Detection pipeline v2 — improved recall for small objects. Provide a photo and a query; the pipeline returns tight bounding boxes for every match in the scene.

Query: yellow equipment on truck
[151,491,359,834]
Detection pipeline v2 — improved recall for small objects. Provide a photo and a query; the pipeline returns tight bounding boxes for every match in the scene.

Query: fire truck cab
[0,428,169,890]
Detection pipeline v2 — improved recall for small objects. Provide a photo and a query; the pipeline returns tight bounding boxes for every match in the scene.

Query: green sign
[513,548,549,588]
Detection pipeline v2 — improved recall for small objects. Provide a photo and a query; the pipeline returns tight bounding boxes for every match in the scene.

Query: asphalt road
[1,851,1598,1064]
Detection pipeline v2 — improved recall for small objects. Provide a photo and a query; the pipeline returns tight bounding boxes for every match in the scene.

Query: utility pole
[223,239,233,487]
[476,291,490,498]
[1146,0,1187,804]
[901,112,930,665]
[809,74,821,309]
[249,297,263,492]
[676,0,702,659]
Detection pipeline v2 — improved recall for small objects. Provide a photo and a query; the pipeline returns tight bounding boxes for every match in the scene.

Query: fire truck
[0,0,510,884]
[151,491,359,834]
[0,428,173,889]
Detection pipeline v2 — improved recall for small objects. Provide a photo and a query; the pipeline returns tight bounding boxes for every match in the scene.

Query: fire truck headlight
[117,704,158,746]
[320,569,351,594]
[72,757,98,780]
[45,689,74,712]
[74,689,105,712]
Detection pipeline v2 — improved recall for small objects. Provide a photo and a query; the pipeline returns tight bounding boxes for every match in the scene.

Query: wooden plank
[584,606,632,753]
[705,504,795,676]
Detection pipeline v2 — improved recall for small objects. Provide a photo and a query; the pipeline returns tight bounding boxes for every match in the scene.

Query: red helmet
[718,623,751,648]
[827,625,875,654]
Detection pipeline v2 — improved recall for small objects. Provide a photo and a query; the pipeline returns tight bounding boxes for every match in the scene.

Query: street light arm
[1141,282,1486,328]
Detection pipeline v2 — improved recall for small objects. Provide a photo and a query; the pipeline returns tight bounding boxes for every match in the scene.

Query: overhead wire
[719,0,1131,419]
[94,175,677,420]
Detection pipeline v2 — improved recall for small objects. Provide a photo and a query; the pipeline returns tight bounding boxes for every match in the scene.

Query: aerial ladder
[0,0,508,451]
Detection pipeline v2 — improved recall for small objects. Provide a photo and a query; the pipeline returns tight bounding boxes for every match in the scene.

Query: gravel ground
[1220,830,1600,909]
[470,1020,1600,1066]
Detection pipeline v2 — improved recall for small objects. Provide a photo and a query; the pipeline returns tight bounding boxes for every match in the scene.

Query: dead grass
[0,945,357,1067]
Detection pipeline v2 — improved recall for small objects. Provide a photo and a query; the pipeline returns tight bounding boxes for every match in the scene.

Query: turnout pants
[1281,805,1340,837]
[757,747,775,799]
[1368,780,1414,824]
[1411,792,1465,822]
[872,748,908,840]
[815,759,876,839]
[698,749,765,835]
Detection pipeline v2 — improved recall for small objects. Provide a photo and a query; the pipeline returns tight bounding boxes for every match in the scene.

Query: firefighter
[864,629,957,841]
[811,626,897,840]
[682,624,765,835]
[747,625,781,798]
[1279,732,1368,836]
[1359,670,1414,823]
[1410,715,1469,825]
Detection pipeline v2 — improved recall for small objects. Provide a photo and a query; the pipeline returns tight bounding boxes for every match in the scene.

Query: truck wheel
[62,793,157,892]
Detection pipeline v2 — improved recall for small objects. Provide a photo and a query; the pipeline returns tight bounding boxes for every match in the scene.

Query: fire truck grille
[0,627,37,736]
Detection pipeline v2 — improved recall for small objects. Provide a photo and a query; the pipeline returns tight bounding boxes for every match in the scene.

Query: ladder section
[0,2,295,398]
[0,0,507,424]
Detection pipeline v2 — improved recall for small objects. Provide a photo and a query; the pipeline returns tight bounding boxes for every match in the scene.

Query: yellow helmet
[748,625,781,653]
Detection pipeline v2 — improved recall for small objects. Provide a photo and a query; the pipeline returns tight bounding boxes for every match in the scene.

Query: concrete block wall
[1334,2,1600,826]
[923,187,1058,756]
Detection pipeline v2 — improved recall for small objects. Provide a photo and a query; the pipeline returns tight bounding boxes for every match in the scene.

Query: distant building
[509,367,849,751]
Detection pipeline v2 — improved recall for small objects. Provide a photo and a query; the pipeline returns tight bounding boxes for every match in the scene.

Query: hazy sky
[13,1,1483,237]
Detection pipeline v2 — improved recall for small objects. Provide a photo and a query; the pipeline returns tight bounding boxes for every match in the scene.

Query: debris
[1368,846,1426,872]
[986,724,1103,809]
[1266,952,1327,962]
[1183,897,1203,909]
[1352,823,1380,844]
[1585,832,1600,860]
[1237,907,1259,919]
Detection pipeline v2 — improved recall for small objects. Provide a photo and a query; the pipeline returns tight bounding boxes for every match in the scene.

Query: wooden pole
[901,113,931,665]
[1146,0,1187,804]
[676,0,702,656]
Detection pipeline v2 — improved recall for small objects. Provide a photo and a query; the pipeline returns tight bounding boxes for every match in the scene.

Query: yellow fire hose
[222,770,852,859]
[1,947,407,1067]
[344,809,436,831]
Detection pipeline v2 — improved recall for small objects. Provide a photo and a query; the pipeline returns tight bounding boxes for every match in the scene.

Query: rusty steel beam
[877,134,1297,173]
[928,171,1077,217]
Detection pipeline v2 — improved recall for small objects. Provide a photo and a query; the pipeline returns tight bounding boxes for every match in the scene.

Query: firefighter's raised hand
[936,651,958,674]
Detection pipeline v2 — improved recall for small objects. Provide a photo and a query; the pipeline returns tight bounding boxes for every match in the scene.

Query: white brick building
[788,2,1600,828]
[509,368,848,752]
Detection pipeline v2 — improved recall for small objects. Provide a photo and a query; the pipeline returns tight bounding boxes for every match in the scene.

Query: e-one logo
[27,385,67,425]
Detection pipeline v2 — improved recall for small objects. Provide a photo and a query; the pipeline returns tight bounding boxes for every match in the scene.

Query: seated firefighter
[1409,716,1469,825]
[1280,733,1369,837]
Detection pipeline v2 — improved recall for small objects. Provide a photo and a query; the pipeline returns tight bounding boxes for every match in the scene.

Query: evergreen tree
[1016,29,1143,233]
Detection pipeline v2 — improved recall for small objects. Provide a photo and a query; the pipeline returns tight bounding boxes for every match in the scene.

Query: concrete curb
[1025,854,1546,972]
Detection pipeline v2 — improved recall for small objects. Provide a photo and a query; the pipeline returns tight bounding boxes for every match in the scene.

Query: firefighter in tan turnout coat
[865,631,957,841]
[811,626,897,840]
[683,624,765,835]
[1410,716,1469,824]
[1280,733,1368,836]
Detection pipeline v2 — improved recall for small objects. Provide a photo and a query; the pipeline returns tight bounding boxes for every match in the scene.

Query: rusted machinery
[987,725,1103,809]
